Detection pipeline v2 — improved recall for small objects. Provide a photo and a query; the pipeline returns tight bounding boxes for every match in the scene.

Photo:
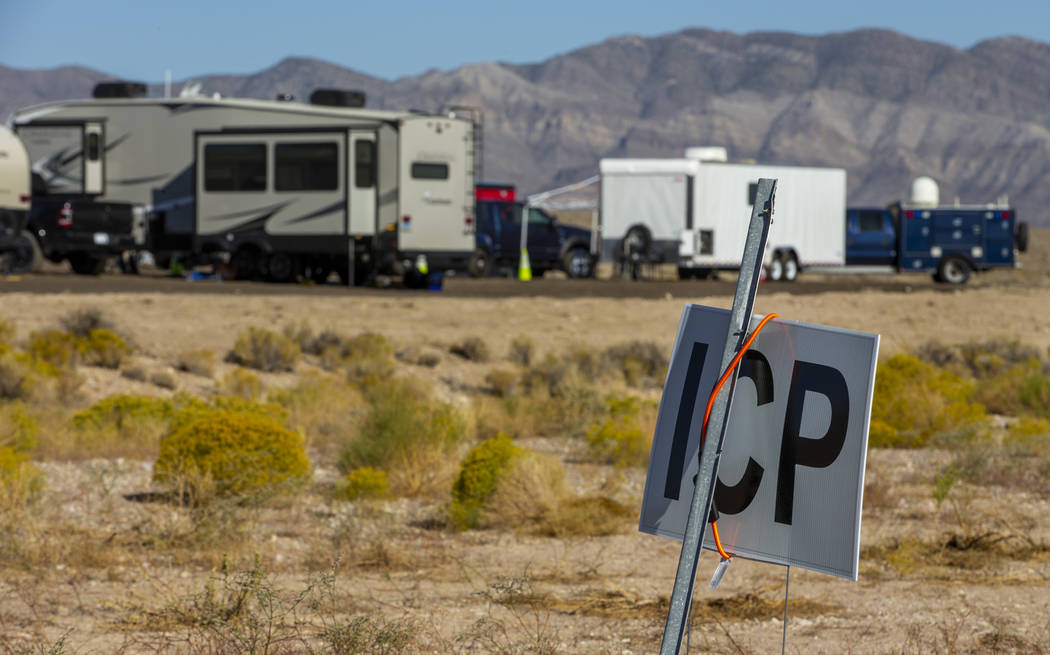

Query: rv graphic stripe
[285,201,343,225]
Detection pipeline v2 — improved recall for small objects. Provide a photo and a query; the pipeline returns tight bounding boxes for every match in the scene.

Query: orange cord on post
[700,312,779,560]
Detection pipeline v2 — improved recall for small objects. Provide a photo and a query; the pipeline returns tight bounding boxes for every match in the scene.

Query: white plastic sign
[639,304,879,579]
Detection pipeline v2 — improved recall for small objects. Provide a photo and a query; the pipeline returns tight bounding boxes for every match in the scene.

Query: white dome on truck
[910,176,940,206]
[684,146,728,162]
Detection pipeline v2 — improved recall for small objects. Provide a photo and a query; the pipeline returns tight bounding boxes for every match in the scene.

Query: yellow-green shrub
[153,412,310,501]
[336,467,390,501]
[217,368,263,399]
[0,403,39,452]
[27,329,76,369]
[0,446,44,510]
[268,372,364,452]
[975,360,1050,419]
[0,349,78,402]
[175,349,217,377]
[603,340,668,386]
[1004,417,1050,452]
[586,396,654,467]
[76,328,131,368]
[869,354,987,448]
[227,327,300,372]
[342,332,395,383]
[449,433,522,530]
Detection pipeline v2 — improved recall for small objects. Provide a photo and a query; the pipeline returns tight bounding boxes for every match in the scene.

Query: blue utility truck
[845,203,1028,284]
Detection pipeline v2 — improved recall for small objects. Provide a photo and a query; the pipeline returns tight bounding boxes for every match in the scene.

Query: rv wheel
[267,252,297,283]
[10,231,42,273]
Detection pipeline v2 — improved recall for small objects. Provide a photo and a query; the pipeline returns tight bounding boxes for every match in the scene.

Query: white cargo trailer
[598,158,846,280]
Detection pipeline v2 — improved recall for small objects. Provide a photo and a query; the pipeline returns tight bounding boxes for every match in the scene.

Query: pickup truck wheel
[68,252,107,276]
[267,252,297,283]
[937,256,971,284]
[783,253,799,281]
[768,254,784,282]
[564,247,594,278]
[10,231,42,273]
[467,249,492,277]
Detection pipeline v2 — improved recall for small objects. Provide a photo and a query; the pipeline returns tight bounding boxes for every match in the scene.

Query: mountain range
[3,28,1049,224]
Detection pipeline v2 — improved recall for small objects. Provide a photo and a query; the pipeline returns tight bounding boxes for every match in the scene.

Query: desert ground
[1,233,1049,654]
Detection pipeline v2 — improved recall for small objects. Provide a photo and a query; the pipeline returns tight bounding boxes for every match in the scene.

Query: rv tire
[467,249,492,277]
[68,252,107,276]
[267,252,297,283]
[10,231,42,273]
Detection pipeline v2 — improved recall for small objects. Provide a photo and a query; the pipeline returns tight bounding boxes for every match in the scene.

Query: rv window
[204,144,267,192]
[86,133,100,161]
[411,162,449,180]
[354,140,376,188]
[748,182,758,205]
[275,142,339,191]
[858,211,885,232]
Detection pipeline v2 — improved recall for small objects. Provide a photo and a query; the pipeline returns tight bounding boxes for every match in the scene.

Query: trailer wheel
[782,252,799,282]
[1015,221,1029,253]
[307,263,331,284]
[68,252,107,276]
[564,247,594,278]
[267,252,297,283]
[768,254,784,282]
[467,248,492,277]
[10,231,42,273]
[936,256,971,285]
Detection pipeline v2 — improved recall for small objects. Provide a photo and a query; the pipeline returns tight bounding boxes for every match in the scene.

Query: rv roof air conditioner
[93,81,148,99]
[309,88,366,108]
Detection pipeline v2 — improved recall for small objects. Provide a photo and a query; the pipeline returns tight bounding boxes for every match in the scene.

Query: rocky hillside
[4,28,1050,223]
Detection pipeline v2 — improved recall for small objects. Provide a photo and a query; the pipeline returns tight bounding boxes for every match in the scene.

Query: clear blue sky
[1,0,1046,82]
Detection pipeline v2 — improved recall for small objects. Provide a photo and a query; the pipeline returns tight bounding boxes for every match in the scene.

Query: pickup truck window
[204,144,267,192]
[275,142,339,191]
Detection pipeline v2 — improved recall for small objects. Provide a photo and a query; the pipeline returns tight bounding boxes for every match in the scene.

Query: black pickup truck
[11,197,146,274]
[471,200,595,278]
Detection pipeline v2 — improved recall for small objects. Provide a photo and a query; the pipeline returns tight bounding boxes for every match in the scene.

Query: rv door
[348,132,377,235]
[397,117,474,255]
[83,123,104,195]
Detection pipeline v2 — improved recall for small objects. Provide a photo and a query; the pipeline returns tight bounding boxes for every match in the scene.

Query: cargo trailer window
[411,162,448,180]
[204,144,267,191]
[858,211,885,232]
[86,133,100,161]
[354,141,376,188]
[275,142,338,191]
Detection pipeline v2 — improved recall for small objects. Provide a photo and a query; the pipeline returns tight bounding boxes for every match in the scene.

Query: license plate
[93,232,110,245]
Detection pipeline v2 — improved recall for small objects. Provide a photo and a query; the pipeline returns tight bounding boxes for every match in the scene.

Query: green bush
[449,433,523,530]
[227,327,300,372]
[72,394,175,431]
[76,328,131,368]
[869,354,987,448]
[0,403,40,452]
[0,446,44,510]
[336,467,390,501]
[586,396,653,467]
[153,412,310,502]
[338,378,465,474]
[27,329,77,369]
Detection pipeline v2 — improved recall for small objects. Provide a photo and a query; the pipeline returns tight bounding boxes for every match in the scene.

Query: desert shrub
[336,467,390,501]
[217,368,263,399]
[918,338,1043,379]
[535,495,633,538]
[508,335,535,366]
[59,307,112,338]
[449,433,523,530]
[153,412,310,502]
[209,396,288,425]
[0,352,39,401]
[72,394,176,455]
[476,383,607,440]
[0,348,79,403]
[868,354,987,448]
[342,332,396,382]
[150,369,178,389]
[396,344,442,368]
[121,364,149,382]
[603,340,668,386]
[268,372,363,452]
[519,353,574,396]
[73,394,174,431]
[27,329,77,369]
[586,396,654,467]
[338,378,466,490]
[0,403,40,452]
[226,327,300,372]
[485,368,519,397]
[176,349,217,377]
[76,328,131,368]
[483,450,567,530]
[0,446,44,511]
[450,336,490,362]
[1004,417,1050,452]
[975,360,1050,418]
[0,320,14,347]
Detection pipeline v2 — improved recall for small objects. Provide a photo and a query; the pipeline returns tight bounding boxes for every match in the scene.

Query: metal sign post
[658,178,777,655]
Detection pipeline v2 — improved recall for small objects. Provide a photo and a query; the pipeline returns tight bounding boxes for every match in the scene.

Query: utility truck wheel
[10,231,42,273]
[68,252,106,276]
[267,252,296,283]
[783,253,799,282]
[564,247,594,278]
[936,256,971,285]
[1015,221,1029,253]
[467,249,491,278]
[768,254,784,282]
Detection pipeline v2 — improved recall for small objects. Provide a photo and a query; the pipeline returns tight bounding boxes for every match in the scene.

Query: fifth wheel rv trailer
[0,125,31,270]
[598,157,846,280]
[12,85,477,283]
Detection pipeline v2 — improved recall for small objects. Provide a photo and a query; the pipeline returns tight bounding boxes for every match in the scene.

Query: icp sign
[639,304,879,579]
